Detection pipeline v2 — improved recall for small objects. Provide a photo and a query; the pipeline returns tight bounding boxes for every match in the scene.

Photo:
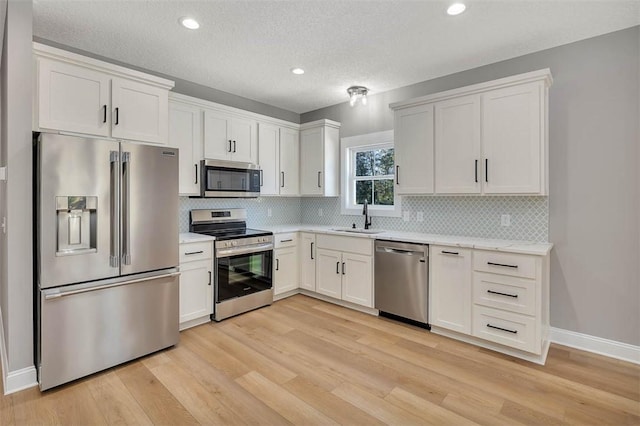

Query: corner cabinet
[179,241,214,330]
[391,69,552,195]
[299,120,341,196]
[34,43,173,145]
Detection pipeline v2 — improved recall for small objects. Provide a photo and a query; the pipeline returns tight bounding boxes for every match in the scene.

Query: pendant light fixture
[347,86,369,106]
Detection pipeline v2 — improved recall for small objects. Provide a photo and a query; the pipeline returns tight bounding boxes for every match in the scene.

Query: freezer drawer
[39,271,179,391]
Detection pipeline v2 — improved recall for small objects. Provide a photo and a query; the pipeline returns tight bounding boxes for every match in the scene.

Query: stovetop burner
[189,208,272,240]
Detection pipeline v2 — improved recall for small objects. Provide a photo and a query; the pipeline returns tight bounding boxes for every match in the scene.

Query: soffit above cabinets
[33,0,640,114]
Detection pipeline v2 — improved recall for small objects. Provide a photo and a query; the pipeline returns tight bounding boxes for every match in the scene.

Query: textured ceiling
[33,0,640,114]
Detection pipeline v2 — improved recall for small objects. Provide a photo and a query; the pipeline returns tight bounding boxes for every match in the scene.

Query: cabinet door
[111,77,168,144]
[435,95,481,194]
[179,259,213,326]
[341,253,373,307]
[394,104,434,194]
[258,123,280,195]
[315,248,342,299]
[299,127,324,195]
[299,233,316,291]
[230,117,257,163]
[279,127,299,196]
[37,58,111,137]
[430,246,472,334]
[203,110,231,160]
[482,82,542,194]
[169,102,202,196]
[274,247,299,295]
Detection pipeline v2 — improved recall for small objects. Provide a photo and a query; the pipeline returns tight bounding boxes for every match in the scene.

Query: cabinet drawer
[275,233,297,248]
[473,250,537,279]
[472,306,537,353]
[316,234,373,256]
[473,272,536,316]
[179,242,213,264]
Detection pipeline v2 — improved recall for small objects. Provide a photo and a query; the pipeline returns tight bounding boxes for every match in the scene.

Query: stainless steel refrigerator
[35,132,180,391]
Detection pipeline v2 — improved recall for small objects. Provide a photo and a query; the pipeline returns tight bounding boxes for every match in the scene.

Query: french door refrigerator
[35,132,180,390]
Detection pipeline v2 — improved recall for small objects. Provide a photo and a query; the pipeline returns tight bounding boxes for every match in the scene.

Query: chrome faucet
[363,199,372,230]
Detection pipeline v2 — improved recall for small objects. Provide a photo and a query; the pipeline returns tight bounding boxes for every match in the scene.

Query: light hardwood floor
[2,294,639,425]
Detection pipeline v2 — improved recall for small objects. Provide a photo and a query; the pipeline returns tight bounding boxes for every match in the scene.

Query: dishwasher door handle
[378,247,421,256]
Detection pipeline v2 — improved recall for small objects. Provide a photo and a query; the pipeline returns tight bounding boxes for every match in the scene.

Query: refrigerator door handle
[109,151,120,268]
[43,272,180,300]
[122,151,131,265]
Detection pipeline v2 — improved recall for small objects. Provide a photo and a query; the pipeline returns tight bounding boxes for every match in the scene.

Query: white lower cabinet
[274,233,299,296]
[429,245,549,363]
[299,233,316,291]
[315,235,373,308]
[429,246,472,334]
[179,241,213,330]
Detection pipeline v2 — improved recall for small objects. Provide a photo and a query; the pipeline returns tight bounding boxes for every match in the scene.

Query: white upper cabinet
[393,103,435,194]
[435,95,481,194]
[34,43,174,145]
[299,120,340,196]
[169,99,202,196]
[112,77,168,145]
[279,127,300,196]
[391,69,551,196]
[37,59,111,137]
[258,123,299,196]
[203,110,257,163]
[482,82,543,194]
[258,123,280,195]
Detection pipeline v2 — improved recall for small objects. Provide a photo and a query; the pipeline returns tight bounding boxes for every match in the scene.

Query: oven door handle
[216,243,274,258]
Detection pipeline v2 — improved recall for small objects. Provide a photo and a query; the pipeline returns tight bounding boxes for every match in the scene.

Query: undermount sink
[331,228,385,235]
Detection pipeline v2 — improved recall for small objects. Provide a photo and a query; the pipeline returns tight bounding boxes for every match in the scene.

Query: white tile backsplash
[179,195,548,242]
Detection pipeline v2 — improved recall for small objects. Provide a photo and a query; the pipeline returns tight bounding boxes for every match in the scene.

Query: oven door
[201,160,261,197]
[215,247,273,303]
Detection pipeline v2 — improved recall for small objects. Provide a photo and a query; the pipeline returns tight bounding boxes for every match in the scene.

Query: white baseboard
[0,308,38,395]
[550,327,640,365]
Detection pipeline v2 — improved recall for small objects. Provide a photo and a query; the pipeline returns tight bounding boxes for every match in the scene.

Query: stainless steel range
[189,209,273,321]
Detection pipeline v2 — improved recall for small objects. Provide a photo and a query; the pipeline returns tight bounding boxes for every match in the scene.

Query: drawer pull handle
[487,262,518,269]
[185,250,204,255]
[441,250,459,256]
[487,289,518,298]
[486,323,518,334]
[280,239,293,243]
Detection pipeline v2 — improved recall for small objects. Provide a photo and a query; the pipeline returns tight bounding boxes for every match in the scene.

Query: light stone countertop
[179,232,216,244]
[259,224,553,256]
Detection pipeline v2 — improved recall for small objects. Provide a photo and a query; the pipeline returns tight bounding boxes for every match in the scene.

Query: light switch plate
[416,211,424,222]
[403,211,411,222]
[267,208,272,217]
[318,208,323,217]
[501,214,511,227]
[0,167,6,181]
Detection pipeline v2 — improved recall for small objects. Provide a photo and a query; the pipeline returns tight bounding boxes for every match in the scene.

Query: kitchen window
[341,130,401,217]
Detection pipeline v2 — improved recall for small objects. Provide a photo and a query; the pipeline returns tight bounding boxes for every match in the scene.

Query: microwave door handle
[121,151,131,266]
[109,151,120,268]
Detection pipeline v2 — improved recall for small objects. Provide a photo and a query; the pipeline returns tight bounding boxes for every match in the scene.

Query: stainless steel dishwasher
[374,240,429,328]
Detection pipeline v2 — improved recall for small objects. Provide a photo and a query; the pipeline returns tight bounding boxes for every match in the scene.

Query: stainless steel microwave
[200,159,261,198]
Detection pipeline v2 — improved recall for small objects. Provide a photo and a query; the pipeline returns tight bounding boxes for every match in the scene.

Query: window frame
[340,130,401,218]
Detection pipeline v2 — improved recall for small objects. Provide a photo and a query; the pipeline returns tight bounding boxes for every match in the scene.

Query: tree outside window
[352,146,395,207]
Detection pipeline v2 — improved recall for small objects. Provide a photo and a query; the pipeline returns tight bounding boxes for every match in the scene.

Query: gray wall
[303,26,640,346]
[1,0,33,371]
[32,37,301,125]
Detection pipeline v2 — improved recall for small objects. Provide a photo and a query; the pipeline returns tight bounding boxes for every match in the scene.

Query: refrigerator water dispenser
[56,196,97,256]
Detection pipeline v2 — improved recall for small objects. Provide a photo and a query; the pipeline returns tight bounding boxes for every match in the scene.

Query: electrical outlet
[403,211,411,222]
[501,214,511,227]
[0,167,6,181]
[267,208,272,217]
[318,208,323,217]
[416,211,424,222]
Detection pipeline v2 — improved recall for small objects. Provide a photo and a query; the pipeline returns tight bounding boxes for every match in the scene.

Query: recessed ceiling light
[447,3,466,16]
[291,68,305,75]
[179,17,200,30]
